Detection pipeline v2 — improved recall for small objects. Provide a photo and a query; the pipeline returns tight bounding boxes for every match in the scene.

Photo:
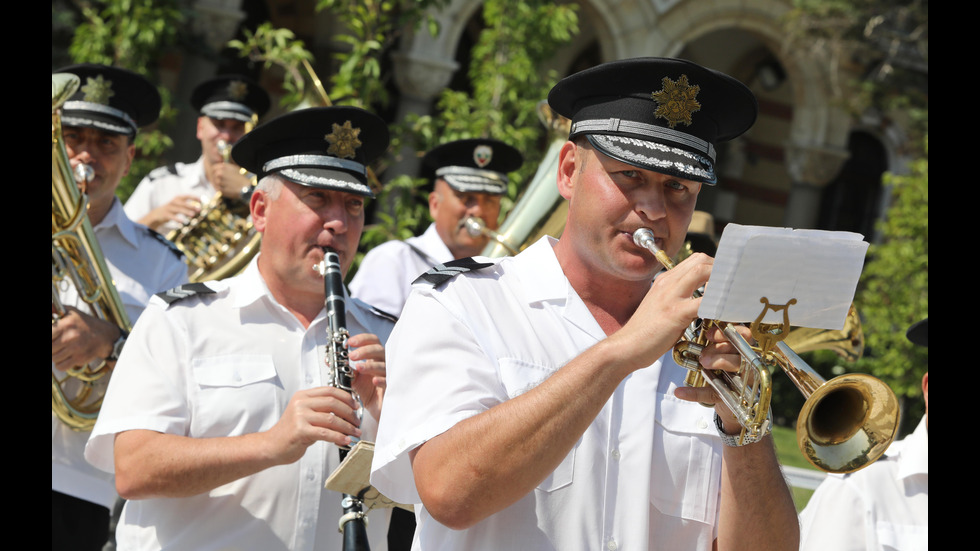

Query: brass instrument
[52,73,134,431]
[481,101,570,257]
[166,116,260,283]
[632,227,899,473]
[459,216,518,255]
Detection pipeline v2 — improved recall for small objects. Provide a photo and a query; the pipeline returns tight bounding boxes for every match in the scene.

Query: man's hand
[265,386,363,465]
[210,162,251,198]
[348,332,387,421]
[137,194,202,231]
[52,306,123,370]
[673,323,754,434]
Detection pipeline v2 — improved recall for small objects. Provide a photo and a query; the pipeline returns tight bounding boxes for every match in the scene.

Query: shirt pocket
[190,355,282,438]
[650,393,721,525]
[877,521,928,551]
[498,357,574,492]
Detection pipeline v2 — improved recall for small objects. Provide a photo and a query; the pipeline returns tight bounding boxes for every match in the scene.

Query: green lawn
[772,424,821,511]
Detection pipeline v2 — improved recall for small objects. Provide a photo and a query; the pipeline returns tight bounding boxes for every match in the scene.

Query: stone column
[388,51,459,180]
[171,0,247,162]
[783,143,850,229]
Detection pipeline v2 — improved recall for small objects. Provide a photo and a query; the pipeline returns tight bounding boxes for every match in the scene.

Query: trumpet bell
[797,372,900,473]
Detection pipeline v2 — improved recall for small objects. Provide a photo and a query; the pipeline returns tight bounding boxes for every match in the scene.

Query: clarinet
[318,247,371,551]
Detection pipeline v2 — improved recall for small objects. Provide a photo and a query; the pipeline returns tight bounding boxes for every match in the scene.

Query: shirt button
[607,538,618,550]
[698,417,709,430]
[610,449,621,460]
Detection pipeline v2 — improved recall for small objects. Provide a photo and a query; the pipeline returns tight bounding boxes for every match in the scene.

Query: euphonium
[52,73,133,431]
[166,117,260,283]
[633,227,899,473]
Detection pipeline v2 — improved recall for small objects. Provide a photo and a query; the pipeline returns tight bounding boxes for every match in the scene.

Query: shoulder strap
[412,257,495,288]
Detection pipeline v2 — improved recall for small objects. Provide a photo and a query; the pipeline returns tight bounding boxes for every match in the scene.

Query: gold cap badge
[651,74,701,128]
[325,120,362,159]
[227,80,248,100]
[81,75,114,105]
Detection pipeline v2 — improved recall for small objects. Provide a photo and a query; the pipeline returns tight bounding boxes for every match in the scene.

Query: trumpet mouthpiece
[632,228,656,249]
[460,216,486,237]
[632,227,675,270]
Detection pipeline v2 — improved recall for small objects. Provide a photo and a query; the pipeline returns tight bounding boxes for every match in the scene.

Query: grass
[772,424,821,511]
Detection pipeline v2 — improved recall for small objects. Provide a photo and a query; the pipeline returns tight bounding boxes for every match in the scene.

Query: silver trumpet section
[459,216,519,255]
[631,227,899,473]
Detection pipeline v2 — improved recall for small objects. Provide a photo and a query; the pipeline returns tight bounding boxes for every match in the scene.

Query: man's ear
[250,187,268,233]
[556,140,578,200]
[428,184,442,218]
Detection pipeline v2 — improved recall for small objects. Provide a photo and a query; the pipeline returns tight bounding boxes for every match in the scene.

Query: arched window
[817,131,887,240]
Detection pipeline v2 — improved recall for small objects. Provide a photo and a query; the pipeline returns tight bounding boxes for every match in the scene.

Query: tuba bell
[166,116,261,283]
[52,73,133,431]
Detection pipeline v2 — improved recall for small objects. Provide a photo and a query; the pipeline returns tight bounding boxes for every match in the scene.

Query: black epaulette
[156,282,216,304]
[144,227,185,260]
[367,304,398,323]
[412,257,495,288]
[146,163,179,180]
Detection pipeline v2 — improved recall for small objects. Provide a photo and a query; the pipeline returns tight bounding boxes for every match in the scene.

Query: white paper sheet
[698,224,868,330]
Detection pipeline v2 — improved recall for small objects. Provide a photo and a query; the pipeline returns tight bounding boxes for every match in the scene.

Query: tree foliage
[370,0,578,258]
[229,0,578,278]
[61,0,186,202]
[855,137,927,436]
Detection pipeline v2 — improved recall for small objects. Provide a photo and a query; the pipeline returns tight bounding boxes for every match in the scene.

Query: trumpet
[459,216,518,255]
[632,228,899,473]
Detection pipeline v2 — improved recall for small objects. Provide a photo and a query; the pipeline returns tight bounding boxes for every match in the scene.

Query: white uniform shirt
[371,236,724,551]
[800,416,928,551]
[53,198,188,509]
[124,157,213,235]
[349,223,452,317]
[84,255,395,551]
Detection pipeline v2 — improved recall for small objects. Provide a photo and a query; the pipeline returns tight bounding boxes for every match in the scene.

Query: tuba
[166,117,261,283]
[633,228,899,473]
[52,73,133,431]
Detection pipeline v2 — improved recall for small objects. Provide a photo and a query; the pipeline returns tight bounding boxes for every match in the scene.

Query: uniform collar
[232,255,273,309]
[413,223,454,264]
[510,236,616,340]
[234,254,374,328]
[193,155,208,188]
[511,236,567,304]
[97,197,141,249]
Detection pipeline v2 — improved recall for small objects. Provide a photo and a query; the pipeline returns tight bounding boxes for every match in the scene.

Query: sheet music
[698,224,868,330]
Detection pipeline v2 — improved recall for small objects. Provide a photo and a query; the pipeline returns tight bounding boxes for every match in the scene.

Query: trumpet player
[52,64,189,551]
[371,57,799,550]
[124,74,270,235]
[85,107,399,550]
[350,138,523,317]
